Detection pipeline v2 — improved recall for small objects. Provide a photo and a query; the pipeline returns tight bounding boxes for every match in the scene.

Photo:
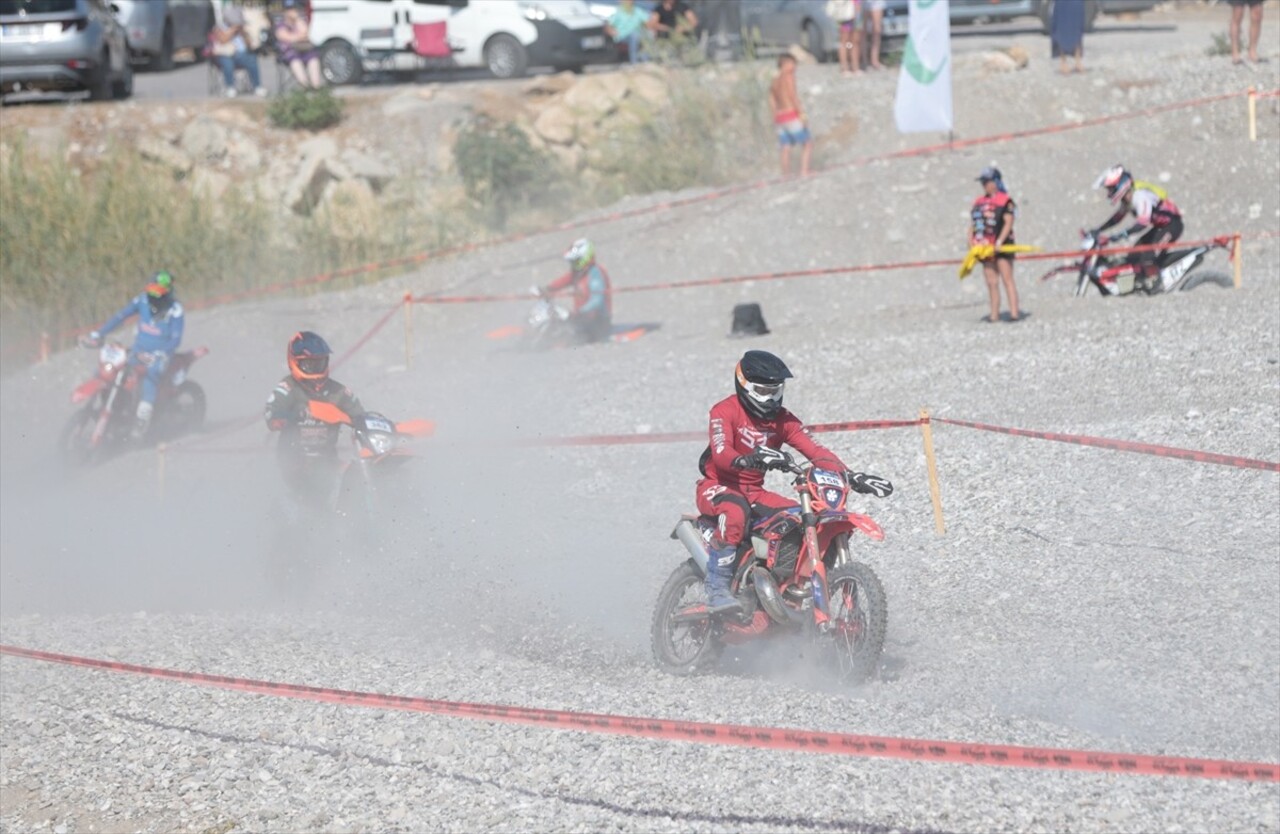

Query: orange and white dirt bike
[651,453,889,684]
[59,340,208,467]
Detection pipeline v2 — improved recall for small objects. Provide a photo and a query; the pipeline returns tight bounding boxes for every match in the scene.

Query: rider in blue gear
[84,271,183,439]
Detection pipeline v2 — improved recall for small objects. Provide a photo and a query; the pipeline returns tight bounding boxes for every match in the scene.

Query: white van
[308,0,615,84]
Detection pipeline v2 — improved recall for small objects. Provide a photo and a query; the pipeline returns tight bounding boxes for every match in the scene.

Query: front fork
[89,373,126,447]
[800,493,832,629]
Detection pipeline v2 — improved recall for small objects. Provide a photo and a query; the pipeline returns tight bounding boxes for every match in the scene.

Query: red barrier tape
[934,417,1280,473]
[2,644,1274,783]
[408,235,1254,305]
[514,419,922,448]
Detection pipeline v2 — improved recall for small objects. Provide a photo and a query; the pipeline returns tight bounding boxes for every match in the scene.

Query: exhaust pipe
[672,518,709,575]
[750,567,801,625]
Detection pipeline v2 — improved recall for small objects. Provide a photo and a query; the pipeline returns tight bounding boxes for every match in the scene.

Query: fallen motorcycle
[651,453,889,684]
[1040,231,1233,297]
[59,340,208,466]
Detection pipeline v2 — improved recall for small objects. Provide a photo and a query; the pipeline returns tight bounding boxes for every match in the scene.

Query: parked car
[0,0,132,100]
[111,0,214,71]
[944,0,1159,32]
[739,0,838,60]
[309,0,614,85]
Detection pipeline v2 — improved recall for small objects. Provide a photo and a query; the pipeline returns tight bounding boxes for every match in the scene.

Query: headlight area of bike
[353,413,399,457]
[98,343,128,374]
[806,468,849,512]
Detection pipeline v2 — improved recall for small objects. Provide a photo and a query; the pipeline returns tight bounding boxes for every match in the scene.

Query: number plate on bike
[812,470,844,488]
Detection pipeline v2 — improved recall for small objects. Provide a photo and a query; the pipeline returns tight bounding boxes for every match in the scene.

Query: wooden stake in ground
[403,292,413,369]
[1248,86,1257,142]
[156,443,167,502]
[919,409,945,535]
[39,332,49,365]
[1234,233,1243,289]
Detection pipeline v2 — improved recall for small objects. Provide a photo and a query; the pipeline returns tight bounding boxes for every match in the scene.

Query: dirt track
[2,6,1279,832]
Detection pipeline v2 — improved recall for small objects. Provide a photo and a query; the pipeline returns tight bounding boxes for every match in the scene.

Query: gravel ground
[2,7,1279,833]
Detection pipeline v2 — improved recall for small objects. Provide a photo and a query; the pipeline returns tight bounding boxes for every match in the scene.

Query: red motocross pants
[695,478,798,548]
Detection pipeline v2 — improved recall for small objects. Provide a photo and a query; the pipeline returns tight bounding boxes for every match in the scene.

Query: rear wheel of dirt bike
[58,408,99,469]
[651,561,722,675]
[825,562,887,683]
[1180,270,1233,291]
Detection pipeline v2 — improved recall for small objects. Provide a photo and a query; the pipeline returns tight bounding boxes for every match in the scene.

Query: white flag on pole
[894,0,953,133]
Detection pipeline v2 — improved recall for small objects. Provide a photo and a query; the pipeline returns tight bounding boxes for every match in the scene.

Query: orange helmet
[287,331,331,392]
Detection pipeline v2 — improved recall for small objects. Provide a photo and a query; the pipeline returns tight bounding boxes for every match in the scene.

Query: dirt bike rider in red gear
[265,331,363,510]
[1089,165,1183,292]
[696,350,893,614]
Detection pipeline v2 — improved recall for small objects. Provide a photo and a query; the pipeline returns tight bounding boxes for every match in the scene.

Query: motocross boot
[131,400,154,441]
[704,544,743,615]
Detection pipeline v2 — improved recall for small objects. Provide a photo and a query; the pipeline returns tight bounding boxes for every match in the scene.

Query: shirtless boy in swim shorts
[769,54,812,178]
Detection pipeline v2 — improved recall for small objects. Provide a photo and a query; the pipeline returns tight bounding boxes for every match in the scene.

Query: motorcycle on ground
[651,453,889,684]
[59,340,208,466]
[1040,231,1233,297]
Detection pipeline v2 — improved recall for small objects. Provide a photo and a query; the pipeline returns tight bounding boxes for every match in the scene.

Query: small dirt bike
[1040,231,1233,297]
[651,454,889,684]
[60,340,208,466]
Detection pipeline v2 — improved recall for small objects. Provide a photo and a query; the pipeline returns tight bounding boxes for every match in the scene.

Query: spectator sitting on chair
[605,0,650,63]
[649,0,697,40]
[275,0,324,89]
[212,2,266,97]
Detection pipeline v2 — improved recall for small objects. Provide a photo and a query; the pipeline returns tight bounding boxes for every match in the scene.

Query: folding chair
[411,21,452,61]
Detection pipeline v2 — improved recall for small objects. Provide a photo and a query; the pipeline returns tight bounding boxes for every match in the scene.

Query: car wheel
[113,60,134,99]
[150,20,175,71]
[320,39,363,86]
[89,51,114,101]
[804,20,824,61]
[485,34,528,79]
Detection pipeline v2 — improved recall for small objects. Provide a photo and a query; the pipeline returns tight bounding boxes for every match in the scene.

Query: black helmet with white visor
[734,350,793,420]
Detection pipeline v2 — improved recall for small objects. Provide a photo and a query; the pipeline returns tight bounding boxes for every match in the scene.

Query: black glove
[732,446,791,471]
[847,472,893,498]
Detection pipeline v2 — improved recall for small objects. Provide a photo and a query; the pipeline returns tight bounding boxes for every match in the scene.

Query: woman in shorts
[826,0,861,75]
[970,167,1021,323]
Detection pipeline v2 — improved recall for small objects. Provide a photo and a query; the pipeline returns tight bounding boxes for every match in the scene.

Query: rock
[297,134,338,162]
[522,71,577,97]
[208,106,257,130]
[1005,45,1029,69]
[547,142,585,172]
[563,74,624,122]
[596,71,630,106]
[190,168,231,201]
[628,71,668,106]
[382,89,432,117]
[285,153,334,215]
[225,132,262,171]
[179,116,229,163]
[533,103,577,145]
[787,44,817,64]
[339,149,394,193]
[137,137,193,177]
[321,179,380,240]
[474,88,528,122]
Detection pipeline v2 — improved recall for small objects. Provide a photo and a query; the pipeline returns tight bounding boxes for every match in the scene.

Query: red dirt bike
[59,340,208,466]
[651,453,889,684]
[1040,231,1233,297]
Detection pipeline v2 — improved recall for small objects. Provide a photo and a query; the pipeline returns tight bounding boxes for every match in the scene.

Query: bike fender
[820,512,884,542]
[71,378,105,405]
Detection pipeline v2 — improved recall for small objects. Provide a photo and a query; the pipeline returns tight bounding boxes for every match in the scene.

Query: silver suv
[0,0,132,100]
[112,0,213,71]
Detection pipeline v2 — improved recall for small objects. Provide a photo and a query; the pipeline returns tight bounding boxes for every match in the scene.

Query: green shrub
[1206,31,1230,57]
[453,118,563,228]
[268,88,344,131]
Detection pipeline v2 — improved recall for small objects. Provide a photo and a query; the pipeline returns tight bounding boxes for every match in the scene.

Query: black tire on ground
[59,408,98,469]
[151,20,175,72]
[113,60,133,100]
[166,380,207,436]
[88,51,113,101]
[320,39,363,86]
[1180,270,1234,291]
[825,562,888,683]
[804,20,824,61]
[651,561,722,675]
[485,33,528,79]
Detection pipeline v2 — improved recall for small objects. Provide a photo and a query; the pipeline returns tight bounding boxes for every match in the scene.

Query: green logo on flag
[903,33,947,84]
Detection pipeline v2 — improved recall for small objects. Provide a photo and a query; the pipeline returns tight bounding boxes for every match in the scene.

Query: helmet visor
[295,355,329,376]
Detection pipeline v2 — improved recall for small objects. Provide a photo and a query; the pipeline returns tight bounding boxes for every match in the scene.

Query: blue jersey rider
[539,238,613,344]
[82,271,184,439]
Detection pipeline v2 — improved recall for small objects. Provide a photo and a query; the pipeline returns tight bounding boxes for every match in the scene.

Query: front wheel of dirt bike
[825,562,887,684]
[651,561,722,675]
[1179,270,1232,292]
[58,407,99,469]
[166,380,206,437]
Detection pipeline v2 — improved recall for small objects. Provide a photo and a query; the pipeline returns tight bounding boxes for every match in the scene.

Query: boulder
[339,149,394,193]
[297,134,338,162]
[208,106,257,130]
[628,71,668,106]
[382,89,432,117]
[190,168,231,201]
[225,131,262,171]
[522,71,577,97]
[562,74,624,121]
[284,153,333,215]
[474,88,529,122]
[137,137,193,177]
[533,103,577,145]
[547,142,584,172]
[179,116,228,163]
